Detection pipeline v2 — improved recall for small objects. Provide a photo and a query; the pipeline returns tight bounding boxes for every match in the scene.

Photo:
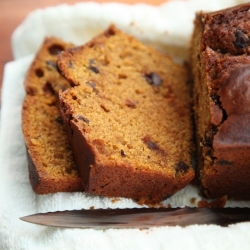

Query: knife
[20,207,250,229]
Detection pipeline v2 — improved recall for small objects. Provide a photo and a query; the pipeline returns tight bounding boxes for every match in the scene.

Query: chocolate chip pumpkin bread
[58,25,194,204]
[191,3,250,199]
[22,37,83,194]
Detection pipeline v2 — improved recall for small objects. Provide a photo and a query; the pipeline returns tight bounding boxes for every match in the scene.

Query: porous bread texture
[191,3,250,200]
[58,25,194,204]
[22,37,83,194]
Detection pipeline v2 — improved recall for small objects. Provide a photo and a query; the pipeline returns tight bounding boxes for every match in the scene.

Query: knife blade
[20,207,250,229]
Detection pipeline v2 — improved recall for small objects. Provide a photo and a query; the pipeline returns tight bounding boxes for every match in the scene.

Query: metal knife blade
[20,207,250,229]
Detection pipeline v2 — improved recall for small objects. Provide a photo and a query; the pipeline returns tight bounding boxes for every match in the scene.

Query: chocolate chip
[68,60,73,69]
[35,68,44,78]
[147,141,159,150]
[216,160,233,166]
[142,135,166,155]
[125,99,136,108]
[175,161,189,174]
[142,135,159,150]
[86,81,99,94]
[233,29,250,49]
[89,65,99,74]
[76,115,90,125]
[43,82,55,95]
[48,44,64,55]
[144,72,162,86]
[88,59,99,73]
[55,116,64,125]
[87,81,97,89]
[71,95,77,101]
[46,60,57,69]
[121,149,126,157]
[100,104,110,112]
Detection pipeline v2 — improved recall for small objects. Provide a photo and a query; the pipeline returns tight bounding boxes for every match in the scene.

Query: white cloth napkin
[1,1,250,249]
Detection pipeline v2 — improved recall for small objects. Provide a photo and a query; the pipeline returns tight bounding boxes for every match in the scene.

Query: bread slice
[57,25,194,204]
[22,37,83,194]
[191,3,250,199]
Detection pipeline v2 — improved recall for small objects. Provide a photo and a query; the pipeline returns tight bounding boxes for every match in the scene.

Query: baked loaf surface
[191,3,250,199]
[22,37,83,194]
[58,25,194,204]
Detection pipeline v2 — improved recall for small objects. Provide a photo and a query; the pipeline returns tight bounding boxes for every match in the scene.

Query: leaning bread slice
[58,25,194,204]
[22,37,83,194]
